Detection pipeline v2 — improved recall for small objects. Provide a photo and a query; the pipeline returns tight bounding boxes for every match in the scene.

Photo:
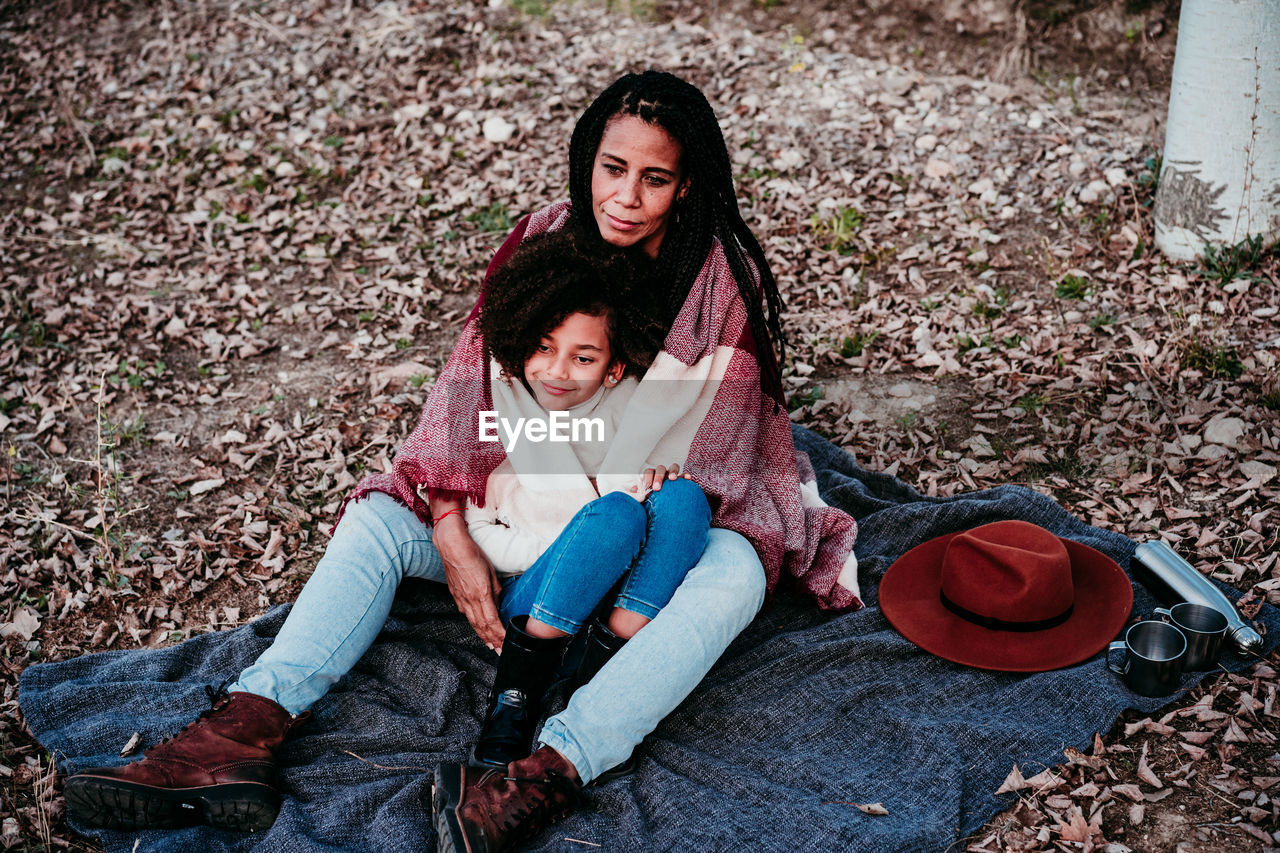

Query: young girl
[465,229,712,769]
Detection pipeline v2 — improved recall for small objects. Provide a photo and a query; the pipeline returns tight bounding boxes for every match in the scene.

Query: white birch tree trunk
[1154,0,1280,261]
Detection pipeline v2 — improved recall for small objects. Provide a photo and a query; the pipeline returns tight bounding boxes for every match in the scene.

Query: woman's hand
[431,503,506,651]
[640,463,686,492]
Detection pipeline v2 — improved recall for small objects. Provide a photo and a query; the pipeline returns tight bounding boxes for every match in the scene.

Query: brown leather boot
[63,689,306,832]
[433,746,582,853]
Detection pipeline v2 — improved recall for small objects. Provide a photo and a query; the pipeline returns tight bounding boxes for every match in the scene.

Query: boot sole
[432,764,475,853]
[64,775,280,832]
[467,743,516,771]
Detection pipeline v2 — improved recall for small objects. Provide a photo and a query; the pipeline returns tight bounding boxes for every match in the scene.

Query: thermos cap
[1229,625,1265,656]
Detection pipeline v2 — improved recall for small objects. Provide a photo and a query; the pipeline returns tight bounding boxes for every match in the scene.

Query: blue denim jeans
[231,490,764,784]
[499,479,711,633]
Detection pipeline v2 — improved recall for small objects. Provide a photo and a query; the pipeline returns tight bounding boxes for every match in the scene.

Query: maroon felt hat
[879,520,1133,672]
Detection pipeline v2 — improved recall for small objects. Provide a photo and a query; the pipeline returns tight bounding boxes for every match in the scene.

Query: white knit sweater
[464,374,642,575]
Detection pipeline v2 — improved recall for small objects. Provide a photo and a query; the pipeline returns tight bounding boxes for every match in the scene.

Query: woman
[62,71,861,845]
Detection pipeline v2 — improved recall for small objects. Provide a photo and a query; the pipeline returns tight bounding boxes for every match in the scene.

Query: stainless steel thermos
[1131,540,1264,656]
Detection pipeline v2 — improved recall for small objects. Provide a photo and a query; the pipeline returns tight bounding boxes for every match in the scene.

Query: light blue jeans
[232,490,764,784]
[500,480,711,633]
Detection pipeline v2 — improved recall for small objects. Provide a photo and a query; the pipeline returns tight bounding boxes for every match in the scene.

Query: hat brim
[879,531,1133,672]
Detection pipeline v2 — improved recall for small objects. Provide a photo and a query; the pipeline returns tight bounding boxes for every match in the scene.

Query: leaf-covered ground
[1,1,1277,850]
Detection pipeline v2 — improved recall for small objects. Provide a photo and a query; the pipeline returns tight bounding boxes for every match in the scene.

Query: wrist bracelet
[434,507,464,524]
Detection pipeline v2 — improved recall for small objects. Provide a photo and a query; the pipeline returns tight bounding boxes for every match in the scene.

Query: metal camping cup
[1106,621,1187,697]
[1154,602,1227,670]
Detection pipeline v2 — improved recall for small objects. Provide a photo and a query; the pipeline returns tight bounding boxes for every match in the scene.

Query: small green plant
[787,385,825,413]
[1200,234,1277,286]
[810,207,865,255]
[466,202,513,233]
[395,337,412,351]
[357,310,375,323]
[1261,384,1280,411]
[1016,393,1047,413]
[111,358,166,390]
[895,410,918,431]
[511,0,553,14]
[1055,274,1090,299]
[1088,313,1116,329]
[41,378,151,588]
[409,373,430,389]
[839,331,879,358]
[973,286,1010,321]
[323,135,344,148]
[104,413,147,444]
[1180,337,1244,379]
[956,333,992,354]
[1136,153,1161,202]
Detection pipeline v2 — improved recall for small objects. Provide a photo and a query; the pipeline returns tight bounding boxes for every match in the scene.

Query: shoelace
[499,770,580,836]
[143,680,233,755]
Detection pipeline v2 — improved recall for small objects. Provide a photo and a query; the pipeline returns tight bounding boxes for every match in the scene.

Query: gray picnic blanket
[19,424,1280,853]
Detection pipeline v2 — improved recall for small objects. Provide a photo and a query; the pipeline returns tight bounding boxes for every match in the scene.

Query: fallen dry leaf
[0,609,41,641]
[1136,742,1162,789]
[996,764,1029,794]
[1112,784,1144,802]
[119,732,144,757]
[1056,807,1102,842]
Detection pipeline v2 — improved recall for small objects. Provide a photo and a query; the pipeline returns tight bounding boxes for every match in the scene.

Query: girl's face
[590,114,686,259]
[524,311,625,411]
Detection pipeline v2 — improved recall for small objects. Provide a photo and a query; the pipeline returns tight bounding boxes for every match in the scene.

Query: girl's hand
[431,505,506,651]
[640,463,687,492]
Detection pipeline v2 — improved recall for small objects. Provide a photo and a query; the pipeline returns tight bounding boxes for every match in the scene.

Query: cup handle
[1106,641,1129,675]
[1153,607,1172,622]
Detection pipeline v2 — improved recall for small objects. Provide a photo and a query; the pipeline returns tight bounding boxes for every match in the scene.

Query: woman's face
[523,311,624,411]
[590,114,686,258]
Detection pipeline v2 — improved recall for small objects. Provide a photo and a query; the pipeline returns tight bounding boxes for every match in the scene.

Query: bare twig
[341,750,431,773]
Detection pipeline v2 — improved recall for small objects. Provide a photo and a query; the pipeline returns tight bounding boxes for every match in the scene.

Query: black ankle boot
[470,620,569,770]
[571,617,627,691]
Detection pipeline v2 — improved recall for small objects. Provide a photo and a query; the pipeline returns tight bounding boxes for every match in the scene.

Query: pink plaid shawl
[347,201,861,610]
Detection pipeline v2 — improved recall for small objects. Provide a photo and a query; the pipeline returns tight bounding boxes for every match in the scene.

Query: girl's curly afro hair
[479,228,666,381]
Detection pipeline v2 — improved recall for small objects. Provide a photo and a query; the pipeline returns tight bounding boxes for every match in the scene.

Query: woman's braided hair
[479,228,665,382]
[567,70,787,397]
